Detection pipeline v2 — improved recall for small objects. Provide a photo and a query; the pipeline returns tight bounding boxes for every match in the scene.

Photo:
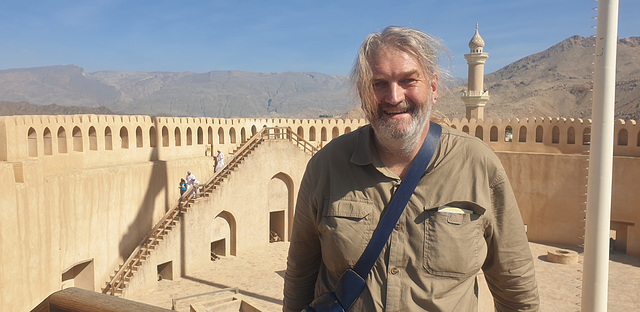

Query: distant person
[215,150,225,172]
[186,171,197,196]
[283,26,539,311]
[179,178,187,196]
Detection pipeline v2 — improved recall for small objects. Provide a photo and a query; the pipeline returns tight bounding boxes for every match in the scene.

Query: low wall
[499,152,640,257]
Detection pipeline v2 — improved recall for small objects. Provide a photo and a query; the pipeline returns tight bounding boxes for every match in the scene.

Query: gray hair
[350,26,449,120]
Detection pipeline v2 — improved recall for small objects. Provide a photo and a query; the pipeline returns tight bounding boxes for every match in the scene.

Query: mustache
[377,100,414,112]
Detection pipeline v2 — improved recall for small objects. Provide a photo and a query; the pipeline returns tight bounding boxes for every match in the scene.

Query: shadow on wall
[118,119,169,263]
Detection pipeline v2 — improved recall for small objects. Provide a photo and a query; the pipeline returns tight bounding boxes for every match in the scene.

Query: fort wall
[0,114,638,311]
[4,115,638,169]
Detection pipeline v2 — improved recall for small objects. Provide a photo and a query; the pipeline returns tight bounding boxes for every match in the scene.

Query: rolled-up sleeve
[483,170,540,311]
[283,167,322,312]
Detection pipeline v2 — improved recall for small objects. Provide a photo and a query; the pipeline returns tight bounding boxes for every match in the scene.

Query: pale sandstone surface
[130,242,640,312]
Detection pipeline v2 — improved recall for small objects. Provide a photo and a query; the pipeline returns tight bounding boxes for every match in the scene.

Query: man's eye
[373,81,386,88]
[401,79,416,85]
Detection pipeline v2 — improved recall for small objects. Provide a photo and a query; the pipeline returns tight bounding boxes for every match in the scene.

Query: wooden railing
[102,127,315,296]
[33,287,172,312]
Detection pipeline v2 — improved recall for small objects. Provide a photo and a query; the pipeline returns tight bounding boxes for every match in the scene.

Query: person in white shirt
[186,171,198,195]
[215,150,225,172]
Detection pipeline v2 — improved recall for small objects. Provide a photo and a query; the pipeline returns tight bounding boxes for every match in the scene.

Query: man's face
[367,47,437,150]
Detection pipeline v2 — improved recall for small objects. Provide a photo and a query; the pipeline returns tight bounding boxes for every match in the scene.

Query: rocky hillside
[0,35,638,120]
[435,35,640,120]
[0,66,355,118]
[0,101,114,116]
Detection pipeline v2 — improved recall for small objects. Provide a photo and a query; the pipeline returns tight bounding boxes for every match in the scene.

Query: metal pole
[581,0,618,311]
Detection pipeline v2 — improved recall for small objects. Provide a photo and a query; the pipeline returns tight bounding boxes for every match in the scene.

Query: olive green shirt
[283,124,539,312]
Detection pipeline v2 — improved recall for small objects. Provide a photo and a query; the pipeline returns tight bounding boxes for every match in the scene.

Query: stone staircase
[102,127,316,296]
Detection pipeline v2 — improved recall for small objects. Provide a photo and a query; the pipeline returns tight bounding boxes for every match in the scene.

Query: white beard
[369,98,433,156]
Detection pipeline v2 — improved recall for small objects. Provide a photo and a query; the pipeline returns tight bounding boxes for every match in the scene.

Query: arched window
[136,126,143,148]
[490,126,498,142]
[120,127,129,149]
[229,128,237,144]
[450,125,457,130]
[186,128,193,146]
[44,127,53,155]
[218,127,225,144]
[89,127,97,151]
[162,126,169,147]
[321,127,327,141]
[251,125,257,136]
[462,125,469,134]
[197,127,204,145]
[149,126,157,148]
[72,126,83,152]
[583,128,591,145]
[504,126,513,142]
[617,129,628,146]
[332,127,339,139]
[104,127,113,150]
[567,127,576,144]
[475,126,483,140]
[241,128,246,143]
[297,126,304,139]
[344,127,352,134]
[58,127,67,153]
[535,126,543,143]
[174,127,181,146]
[309,126,316,141]
[28,127,38,157]
[552,126,560,144]
[208,127,213,145]
[518,126,527,143]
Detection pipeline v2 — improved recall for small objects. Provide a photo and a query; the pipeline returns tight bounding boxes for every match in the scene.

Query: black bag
[303,269,366,312]
[303,292,343,312]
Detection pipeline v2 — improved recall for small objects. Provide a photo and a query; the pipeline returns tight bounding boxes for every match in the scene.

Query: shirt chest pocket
[423,201,486,277]
[319,200,375,276]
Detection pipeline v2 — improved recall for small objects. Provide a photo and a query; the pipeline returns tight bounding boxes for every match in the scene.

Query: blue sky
[1,0,638,78]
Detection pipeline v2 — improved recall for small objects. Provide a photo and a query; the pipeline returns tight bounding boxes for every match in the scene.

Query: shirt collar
[350,125,374,166]
[351,125,399,180]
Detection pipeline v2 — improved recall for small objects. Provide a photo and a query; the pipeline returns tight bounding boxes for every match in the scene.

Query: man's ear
[431,72,439,105]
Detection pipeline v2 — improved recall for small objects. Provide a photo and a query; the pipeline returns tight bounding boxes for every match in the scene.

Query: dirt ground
[130,242,640,312]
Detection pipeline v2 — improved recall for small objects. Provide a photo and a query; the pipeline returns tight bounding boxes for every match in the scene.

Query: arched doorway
[212,211,237,258]
[269,172,295,242]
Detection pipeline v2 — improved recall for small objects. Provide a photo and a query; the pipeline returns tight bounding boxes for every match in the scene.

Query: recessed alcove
[157,261,173,281]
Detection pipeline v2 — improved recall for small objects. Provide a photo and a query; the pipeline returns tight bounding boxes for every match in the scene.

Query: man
[186,170,197,195]
[283,26,539,311]
[215,150,225,172]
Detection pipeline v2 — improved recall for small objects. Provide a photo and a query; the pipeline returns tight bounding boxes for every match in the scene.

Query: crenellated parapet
[450,116,639,157]
[0,115,368,176]
[1,114,638,173]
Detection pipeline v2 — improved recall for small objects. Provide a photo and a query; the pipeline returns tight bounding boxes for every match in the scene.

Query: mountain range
[0,35,638,120]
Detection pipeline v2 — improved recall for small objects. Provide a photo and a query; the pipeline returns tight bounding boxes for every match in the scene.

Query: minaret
[462,23,489,120]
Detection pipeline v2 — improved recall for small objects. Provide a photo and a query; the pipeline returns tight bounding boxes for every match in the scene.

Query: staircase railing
[102,127,316,296]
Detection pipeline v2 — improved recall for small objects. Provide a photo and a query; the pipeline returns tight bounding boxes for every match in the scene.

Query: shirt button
[394,224,403,231]
[390,267,399,275]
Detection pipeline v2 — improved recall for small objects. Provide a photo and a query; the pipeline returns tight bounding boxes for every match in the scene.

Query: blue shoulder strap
[334,122,442,310]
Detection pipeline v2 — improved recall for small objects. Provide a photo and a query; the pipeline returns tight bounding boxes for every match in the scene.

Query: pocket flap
[325,200,372,219]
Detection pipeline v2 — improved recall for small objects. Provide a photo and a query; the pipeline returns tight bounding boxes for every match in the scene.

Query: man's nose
[385,83,405,105]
